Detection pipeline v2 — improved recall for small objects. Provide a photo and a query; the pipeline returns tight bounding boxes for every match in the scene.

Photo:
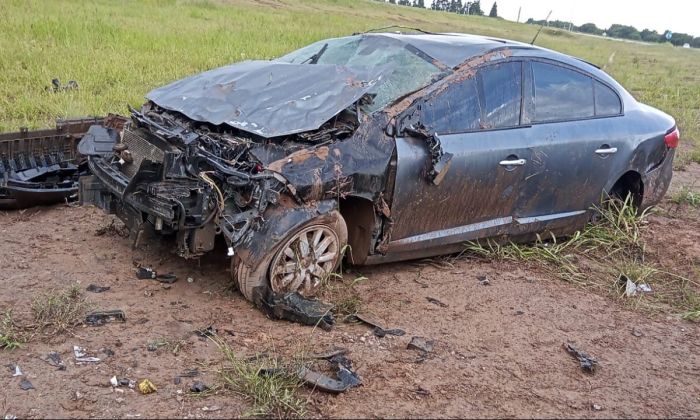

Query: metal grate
[120,128,165,178]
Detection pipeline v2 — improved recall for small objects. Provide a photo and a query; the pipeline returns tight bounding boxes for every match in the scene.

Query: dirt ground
[1,166,700,419]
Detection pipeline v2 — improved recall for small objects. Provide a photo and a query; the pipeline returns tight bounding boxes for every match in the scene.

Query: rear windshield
[278,35,444,112]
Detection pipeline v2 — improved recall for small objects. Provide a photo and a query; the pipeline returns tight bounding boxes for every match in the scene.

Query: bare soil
[1,166,700,419]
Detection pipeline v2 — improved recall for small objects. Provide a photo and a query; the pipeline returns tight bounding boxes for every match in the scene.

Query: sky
[430,0,699,37]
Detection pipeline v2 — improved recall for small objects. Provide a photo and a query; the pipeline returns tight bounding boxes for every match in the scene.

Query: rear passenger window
[477,62,522,129]
[532,62,594,122]
[594,81,622,116]
[420,78,481,134]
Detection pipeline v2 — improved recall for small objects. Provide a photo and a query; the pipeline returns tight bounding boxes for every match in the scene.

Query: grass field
[1,0,699,159]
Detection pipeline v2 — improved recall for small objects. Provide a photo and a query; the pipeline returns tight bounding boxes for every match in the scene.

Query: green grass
[31,285,92,335]
[0,310,23,350]
[214,338,307,418]
[671,185,700,206]
[0,0,698,159]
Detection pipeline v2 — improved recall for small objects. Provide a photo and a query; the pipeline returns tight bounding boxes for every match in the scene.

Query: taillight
[664,128,680,148]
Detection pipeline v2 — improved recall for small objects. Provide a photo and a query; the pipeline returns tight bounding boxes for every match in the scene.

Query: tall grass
[0,0,698,158]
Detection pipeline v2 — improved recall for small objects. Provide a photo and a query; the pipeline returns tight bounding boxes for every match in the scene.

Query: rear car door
[388,60,531,254]
[511,60,626,234]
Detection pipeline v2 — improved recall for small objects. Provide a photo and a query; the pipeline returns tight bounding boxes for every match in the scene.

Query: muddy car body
[80,32,678,301]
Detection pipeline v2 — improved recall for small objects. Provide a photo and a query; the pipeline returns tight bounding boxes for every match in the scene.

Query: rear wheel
[232,211,348,301]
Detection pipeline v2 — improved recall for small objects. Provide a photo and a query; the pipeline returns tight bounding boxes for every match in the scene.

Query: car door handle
[499,158,526,166]
[595,147,618,155]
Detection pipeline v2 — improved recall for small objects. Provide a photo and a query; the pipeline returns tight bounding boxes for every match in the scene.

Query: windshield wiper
[301,43,328,65]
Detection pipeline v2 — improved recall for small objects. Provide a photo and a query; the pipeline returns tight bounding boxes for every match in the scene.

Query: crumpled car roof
[146,60,384,138]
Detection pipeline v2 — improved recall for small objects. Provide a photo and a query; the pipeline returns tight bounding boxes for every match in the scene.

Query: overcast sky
[429,0,699,37]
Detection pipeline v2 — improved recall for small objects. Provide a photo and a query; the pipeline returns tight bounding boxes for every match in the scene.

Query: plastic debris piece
[19,378,34,390]
[253,288,335,330]
[136,267,156,279]
[11,364,22,377]
[372,326,406,338]
[190,381,209,393]
[194,326,217,338]
[202,406,221,412]
[407,336,435,354]
[563,342,598,374]
[73,345,101,363]
[110,376,119,387]
[348,312,405,338]
[46,351,66,370]
[619,275,653,297]
[426,297,448,307]
[477,275,490,286]
[155,273,177,284]
[297,354,361,393]
[86,284,111,293]
[137,379,157,394]
[85,310,126,326]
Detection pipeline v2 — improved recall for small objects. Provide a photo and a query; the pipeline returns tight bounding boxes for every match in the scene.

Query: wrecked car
[78,32,678,302]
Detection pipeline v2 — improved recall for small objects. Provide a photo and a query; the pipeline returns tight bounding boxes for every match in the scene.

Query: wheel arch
[338,195,377,265]
[607,170,644,207]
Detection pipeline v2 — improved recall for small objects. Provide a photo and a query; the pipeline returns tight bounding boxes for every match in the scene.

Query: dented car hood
[146,60,385,138]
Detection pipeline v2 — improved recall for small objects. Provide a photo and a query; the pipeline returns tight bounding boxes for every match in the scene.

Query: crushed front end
[82,104,300,257]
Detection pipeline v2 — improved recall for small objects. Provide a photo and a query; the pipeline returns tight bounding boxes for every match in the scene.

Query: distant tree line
[526,18,699,48]
[381,0,501,18]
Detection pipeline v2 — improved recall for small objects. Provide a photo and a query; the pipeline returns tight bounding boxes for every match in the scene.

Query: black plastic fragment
[19,378,34,391]
[86,284,110,293]
[407,336,434,353]
[564,342,598,374]
[298,354,361,394]
[155,273,177,284]
[347,312,405,337]
[85,310,126,326]
[136,267,156,279]
[46,351,66,370]
[253,287,335,330]
[190,380,209,393]
[426,297,448,307]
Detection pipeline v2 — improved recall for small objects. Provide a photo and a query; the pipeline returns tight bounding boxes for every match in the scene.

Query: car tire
[232,210,348,302]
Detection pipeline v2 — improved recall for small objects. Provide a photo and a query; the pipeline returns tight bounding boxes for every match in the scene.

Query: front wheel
[232,211,348,301]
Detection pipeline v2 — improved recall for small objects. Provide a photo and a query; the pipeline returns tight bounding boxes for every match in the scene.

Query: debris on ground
[563,342,598,374]
[86,284,111,293]
[137,379,157,394]
[45,351,66,370]
[135,267,177,283]
[50,78,79,92]
[253,288,335,330]
[407,336,435,354]
[73,345,100,363]
[85,310,126,326]
[477,275,490,286]
[347,312,405,337]
[19,378,34,391]
[194,326,217,338]
[592,403,604,411]
[10,364,22,377]
[202,406,221,412]
[618,275,653,297]
[110,376,119,387]
[426,297,449,308]
[632,327,644,337]
[312,348,349,359]
[298,354,362,393]
[111,376,135,388]
[190,381,209,393]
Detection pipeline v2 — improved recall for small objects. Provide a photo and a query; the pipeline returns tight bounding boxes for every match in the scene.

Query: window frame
[524,57,624,125]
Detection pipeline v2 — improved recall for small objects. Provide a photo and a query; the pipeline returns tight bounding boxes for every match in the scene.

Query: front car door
[511,59,626,235]
[386,60,532,258]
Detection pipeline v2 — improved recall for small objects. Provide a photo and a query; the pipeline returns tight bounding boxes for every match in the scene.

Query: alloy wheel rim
[269,225,340,297]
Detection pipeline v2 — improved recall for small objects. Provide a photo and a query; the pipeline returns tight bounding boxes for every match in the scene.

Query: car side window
[418,77,481,134]
[532,61,594,122]
[477,61,522,129]
[594,81,622,116]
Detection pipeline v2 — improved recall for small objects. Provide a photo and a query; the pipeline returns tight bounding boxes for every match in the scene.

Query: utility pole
[516,6,521,23]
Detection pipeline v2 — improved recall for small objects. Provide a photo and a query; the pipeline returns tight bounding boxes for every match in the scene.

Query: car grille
[121,128,165,178]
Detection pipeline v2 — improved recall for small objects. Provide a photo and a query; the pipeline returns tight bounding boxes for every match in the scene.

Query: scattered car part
[50,78,79,92]
[0,116,115,210]
[618,275,653,297]
[73,345,100,363]
[190,381,209,393]
[45,351,66,370]
[298,354,361,394]
[194,326,217,338]
[407,336,435,360]
[85,310,126,326]
[563,342,598,374]
[312,348,349,360]
[346,312,405,337]
[136,267,157,279]
[11,364,22,377]
[86,284,110,293]
[19,378,34,391]
[426,296,448,307]
[477,275,490,286]
[253,287,335,330]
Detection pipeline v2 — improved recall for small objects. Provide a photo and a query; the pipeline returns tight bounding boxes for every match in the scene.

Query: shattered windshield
[278,35,444,112]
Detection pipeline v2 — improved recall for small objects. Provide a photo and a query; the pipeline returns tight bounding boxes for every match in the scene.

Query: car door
[387,60,532,254]
[511,60,626,234]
